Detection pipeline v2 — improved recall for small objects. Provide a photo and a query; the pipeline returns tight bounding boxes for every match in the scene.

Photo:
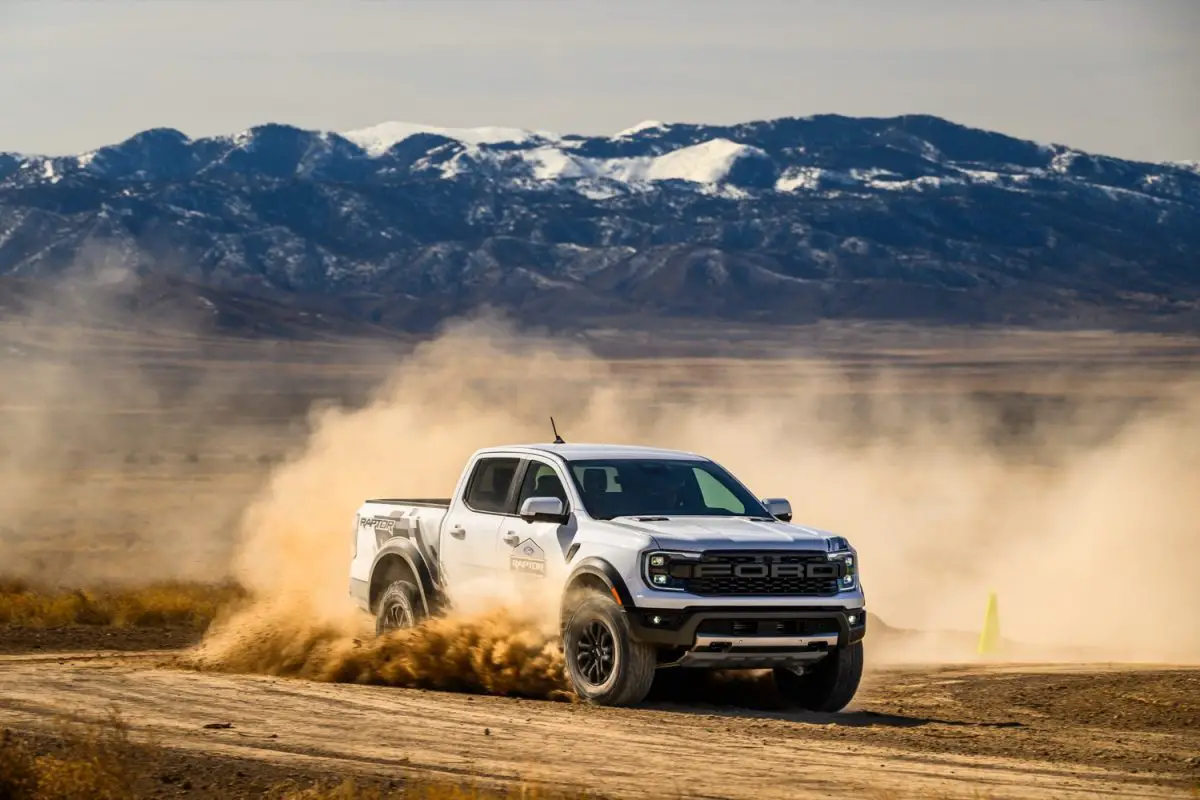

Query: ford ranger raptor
[348,442,866,709]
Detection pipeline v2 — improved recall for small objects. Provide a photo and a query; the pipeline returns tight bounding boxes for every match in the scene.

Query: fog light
[649,555,667,567]
[652,615,664,625]
[848,614,858,625]
[652,574,668,585]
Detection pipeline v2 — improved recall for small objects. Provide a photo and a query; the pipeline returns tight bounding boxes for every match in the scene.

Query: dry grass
[0,710,136,800]
[0,578,246,629]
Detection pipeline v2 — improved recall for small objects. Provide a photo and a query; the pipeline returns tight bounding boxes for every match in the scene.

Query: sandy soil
[0,642,1195,799]
[3,323,1198,798]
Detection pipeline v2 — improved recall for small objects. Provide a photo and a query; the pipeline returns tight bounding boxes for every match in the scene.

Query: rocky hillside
[2,114,1198,333]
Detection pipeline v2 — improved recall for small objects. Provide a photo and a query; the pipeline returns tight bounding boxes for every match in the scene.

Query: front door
[493,459,575,600]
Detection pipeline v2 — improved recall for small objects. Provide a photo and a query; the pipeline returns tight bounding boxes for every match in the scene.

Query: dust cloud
[4,275,1199,681]
[0,259,393,586]
[190,599,570,699]
[0,269,239,584]
[194,313,1200,689]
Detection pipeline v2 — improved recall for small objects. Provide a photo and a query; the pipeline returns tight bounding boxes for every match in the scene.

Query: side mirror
[763,498,792,522]
[519,496,567,523]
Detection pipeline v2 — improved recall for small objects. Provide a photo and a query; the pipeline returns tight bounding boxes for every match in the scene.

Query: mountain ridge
[2,113,1197,334]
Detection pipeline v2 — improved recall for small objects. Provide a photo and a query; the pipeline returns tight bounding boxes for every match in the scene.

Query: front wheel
[773,642,864,712]
[562,592,656,706]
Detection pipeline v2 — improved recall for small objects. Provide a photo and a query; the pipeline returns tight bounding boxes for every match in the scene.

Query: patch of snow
[574,181,622,201]
[1050,149,1079,174]
[868,175,958,192]
[959,168,1003,184]
[776,168,820,192]
[776,167,858,192]
[918,139,943,161]
[619,139,756,184]
[521,138,761,188]
[76,151,98,168]
[437,149,475,179]
[343,121,556,156]
[613,120,669,138]
[526,148,585,180]
[1087,182,1171,205]
[702,184,751,200]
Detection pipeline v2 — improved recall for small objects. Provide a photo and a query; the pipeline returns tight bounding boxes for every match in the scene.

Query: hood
[601,515,838,551]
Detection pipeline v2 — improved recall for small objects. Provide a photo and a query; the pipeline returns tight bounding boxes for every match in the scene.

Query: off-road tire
[563,592,656,706]
[375,580,419,635]
[773,642,863,712]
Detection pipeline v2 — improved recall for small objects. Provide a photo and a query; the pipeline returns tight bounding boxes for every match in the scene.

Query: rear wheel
[773,642,863,712]
[375,580,419,635]
[563,592,656,706]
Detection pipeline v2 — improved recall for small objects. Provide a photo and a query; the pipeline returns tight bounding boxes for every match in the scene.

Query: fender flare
[369,538,438,617]
[564,557,636,609]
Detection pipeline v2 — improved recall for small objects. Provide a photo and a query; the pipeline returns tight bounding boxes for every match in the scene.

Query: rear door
[438,455,521,601]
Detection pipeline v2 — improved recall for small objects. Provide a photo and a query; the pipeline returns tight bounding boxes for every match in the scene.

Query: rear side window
[464,457,520,513]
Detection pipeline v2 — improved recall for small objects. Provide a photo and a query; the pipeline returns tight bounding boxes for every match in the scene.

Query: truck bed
[365,498,451,508]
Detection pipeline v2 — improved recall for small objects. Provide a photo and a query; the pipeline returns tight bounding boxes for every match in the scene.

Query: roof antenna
[550,416,566,444]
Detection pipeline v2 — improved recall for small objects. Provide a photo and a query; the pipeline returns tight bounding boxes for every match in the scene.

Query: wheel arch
[561,557,636,627]
[369,540,438,617]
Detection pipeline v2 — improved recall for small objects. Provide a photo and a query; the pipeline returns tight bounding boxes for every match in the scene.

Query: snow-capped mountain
[1,114,1198,333]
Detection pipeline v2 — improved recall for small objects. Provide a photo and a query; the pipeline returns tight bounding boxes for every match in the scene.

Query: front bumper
[626,605,867,668]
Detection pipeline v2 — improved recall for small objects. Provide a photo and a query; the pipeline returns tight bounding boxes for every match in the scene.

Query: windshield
[565,458,772,520]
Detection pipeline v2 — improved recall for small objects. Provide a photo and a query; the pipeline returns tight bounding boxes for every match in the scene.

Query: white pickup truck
[348,442,867,709]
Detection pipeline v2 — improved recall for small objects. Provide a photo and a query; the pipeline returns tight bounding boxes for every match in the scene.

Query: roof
[478,443,706,461]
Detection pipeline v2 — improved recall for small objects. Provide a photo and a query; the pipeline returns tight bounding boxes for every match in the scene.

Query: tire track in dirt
[1,652,1195,799]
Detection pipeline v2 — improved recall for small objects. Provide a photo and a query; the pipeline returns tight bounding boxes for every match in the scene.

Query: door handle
[502,532,521,546]
[448,526,466,539]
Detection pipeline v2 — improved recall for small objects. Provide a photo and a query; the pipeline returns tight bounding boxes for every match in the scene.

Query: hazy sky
[2,0,1197,162]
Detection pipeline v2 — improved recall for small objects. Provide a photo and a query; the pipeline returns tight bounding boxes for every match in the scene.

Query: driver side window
[516,462,569,511]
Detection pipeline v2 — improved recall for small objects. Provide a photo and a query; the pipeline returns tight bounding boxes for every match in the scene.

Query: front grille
[685,551,839,596]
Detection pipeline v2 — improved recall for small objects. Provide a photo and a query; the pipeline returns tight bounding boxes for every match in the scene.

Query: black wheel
[773,642,864,712]
[375,580,419,635]
[563,592,656,706]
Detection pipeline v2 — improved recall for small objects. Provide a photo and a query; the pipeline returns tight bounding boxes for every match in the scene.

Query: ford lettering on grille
[686,552,842,596]
[693,562,840,579]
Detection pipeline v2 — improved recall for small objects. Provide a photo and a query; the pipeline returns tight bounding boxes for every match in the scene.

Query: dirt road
[0,649,1195,799]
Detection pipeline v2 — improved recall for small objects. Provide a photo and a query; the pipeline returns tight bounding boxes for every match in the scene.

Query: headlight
[824,537,856,591]
[642,551,700,592]
[828,550,857,592]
